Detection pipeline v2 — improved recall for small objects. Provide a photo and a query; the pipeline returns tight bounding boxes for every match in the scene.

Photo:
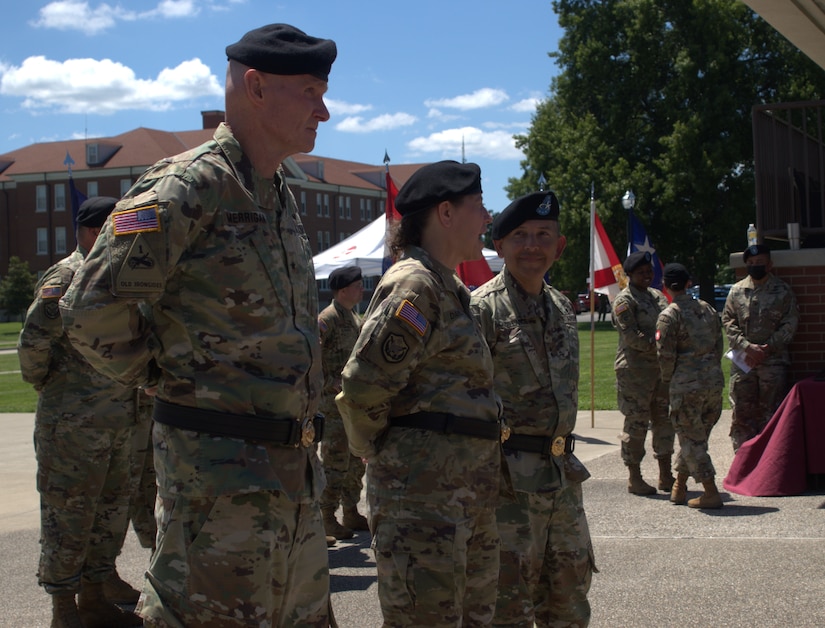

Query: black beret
[395,160,482,216]
[491,191,559,240]
[663,263,690,289]
[226,24,337,81]
[76,196,118,228]
[623,250,652,274]
[328,266,362,290]
[743,244,771,262]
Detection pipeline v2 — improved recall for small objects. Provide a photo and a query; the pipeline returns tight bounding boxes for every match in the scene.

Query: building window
[55,226,67,254]
[323,194,330,217]
[346,197,351,219]
[360,199,366,221]
[36,185,47,213]
[367,199,373,221]
[317,230,324,251]
[338,196,345,218]
[316,193,322,217]
[300,191,307,215]
[324,231,331,249]
[87,143,99,164]
[54,184,66,212]
[36,228,48,255]
[120,179,132,196]
[87,181,98,197]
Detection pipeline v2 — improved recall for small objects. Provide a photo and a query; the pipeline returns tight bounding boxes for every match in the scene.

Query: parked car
[687,285,732,312]
[577,292,591,313]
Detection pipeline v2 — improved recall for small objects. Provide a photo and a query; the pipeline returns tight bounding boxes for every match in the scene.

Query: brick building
[0,110,424,308]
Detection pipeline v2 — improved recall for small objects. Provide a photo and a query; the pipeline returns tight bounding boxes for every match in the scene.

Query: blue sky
[0,0,563,214]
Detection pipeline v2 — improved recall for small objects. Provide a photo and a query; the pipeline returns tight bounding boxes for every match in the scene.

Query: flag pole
[589,182,596,428]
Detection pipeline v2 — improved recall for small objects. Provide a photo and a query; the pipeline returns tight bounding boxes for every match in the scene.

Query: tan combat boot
[670,472,689,505]
[342,506,369,531]
[657,456,676,491]
[322,507,354,540]
[50,593,83,628]
[326,535,337,548]
[102,569,141,605]
[77,581,143,627]
[687,478,724,509]
[627,464,657,495]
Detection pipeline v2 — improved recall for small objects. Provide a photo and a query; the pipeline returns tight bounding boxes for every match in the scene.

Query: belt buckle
[299,417,315,448]
[551,436,565,457]
[500,420,511,444]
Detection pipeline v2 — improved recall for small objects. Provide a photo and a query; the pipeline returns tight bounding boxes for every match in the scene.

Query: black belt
[153,398,324,447]
[503,433,575,457]
[389,411,501,441]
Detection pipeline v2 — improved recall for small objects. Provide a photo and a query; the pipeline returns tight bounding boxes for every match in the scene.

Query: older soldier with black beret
[656,263,725,509]
[337,160,504,627]
[612,250,676,495]
[471,191,595,626]
[60,24,337,626]
[319,265,367,542]
[19,197,144,627]
[722,244,798,451]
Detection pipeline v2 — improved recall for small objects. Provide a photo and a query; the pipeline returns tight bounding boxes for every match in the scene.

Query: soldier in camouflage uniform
[18,196,143,628]
[471,191,595,627]
[126,390,157,553]
[612,251,675,495]
[656,263,724,509]
[60,24,337,627]
[319,265,367,541]
[337,161,504,627]
[722,244,798,451]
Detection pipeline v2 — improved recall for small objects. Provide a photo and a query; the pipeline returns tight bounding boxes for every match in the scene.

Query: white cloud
[0,56,222,114]
[335,112,417,133]
[32,0,201,34]
[511,97,541,113]
[407,126,522,160]
[424,88,509,111]
[326,99,373,116]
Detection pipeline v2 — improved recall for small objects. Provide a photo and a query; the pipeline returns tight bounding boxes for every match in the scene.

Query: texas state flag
[628,213,664,291]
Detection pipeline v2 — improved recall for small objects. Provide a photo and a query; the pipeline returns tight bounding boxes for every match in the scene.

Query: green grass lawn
[0,319,731,414]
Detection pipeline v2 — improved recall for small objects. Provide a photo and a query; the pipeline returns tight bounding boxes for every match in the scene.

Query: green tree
[0,256,36,322]
[509,0,825,300]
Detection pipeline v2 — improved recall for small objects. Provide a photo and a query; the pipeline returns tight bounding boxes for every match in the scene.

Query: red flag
[591,214,627,302]
[382,170,401,273]
[456,258,494,290]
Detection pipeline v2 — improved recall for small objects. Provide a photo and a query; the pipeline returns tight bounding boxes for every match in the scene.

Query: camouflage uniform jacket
[722,274,798,366]
[18,248,136,426]
[471,268,589,493]
[612,284,669,371]
[318,299,361,415]
[59,123,322,501]
[336,246,502,508]
[656,294,724,392]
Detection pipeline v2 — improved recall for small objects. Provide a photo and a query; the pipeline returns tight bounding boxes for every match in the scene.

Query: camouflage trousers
[670,387,723,481]
[494,484,595,627]
[137,489,330,627]
[34,419,134,594]
[616,369,674,465]
[128,405,157,549]
[370,498,499,627]
[320,413,365,511]
[729,363,788,451]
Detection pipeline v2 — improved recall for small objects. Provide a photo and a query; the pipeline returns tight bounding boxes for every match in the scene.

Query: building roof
[742,0,825,71]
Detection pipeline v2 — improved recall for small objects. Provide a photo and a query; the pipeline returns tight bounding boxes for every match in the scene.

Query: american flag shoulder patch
[113,205,161,236]
[40,285,62,298]
[395,299,428,336]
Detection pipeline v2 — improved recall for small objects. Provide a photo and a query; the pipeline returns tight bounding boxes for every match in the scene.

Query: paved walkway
[2,410,823,626]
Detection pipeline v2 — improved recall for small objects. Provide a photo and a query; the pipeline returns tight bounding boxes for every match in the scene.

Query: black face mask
[747,265,767,280]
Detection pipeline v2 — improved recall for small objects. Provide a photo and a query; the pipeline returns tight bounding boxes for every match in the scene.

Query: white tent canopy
[312,216,503,280]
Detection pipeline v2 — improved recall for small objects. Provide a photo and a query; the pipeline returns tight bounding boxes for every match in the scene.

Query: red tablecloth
[723,376,825,497]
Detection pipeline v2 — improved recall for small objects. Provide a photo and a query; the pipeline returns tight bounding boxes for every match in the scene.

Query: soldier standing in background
[337,161,504,627]
[319,265,368,542]
[471,191,595,626]
[60,24,337,626]
[722,244,798,451]
[18,196,143,628]
[612,251,676,495]
[656,263,725,509]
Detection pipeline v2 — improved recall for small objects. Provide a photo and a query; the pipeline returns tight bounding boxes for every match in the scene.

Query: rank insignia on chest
[113,204,161,236]
[395,299,428,336]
